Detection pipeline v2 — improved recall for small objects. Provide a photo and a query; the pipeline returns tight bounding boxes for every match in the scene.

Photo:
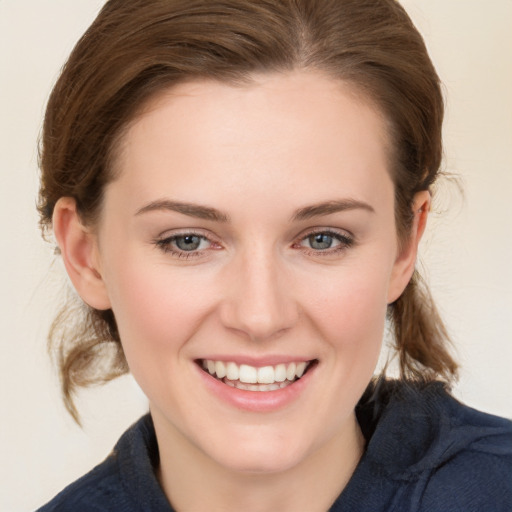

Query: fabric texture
[37,380,512,512]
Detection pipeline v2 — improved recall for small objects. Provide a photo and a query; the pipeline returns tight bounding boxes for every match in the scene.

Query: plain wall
[1,1,511,510]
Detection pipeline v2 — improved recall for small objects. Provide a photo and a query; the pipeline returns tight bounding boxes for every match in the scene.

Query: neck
[153,409,365,512]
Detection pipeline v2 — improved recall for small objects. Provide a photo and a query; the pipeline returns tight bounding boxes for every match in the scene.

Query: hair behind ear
[389,270,459,383]
[49,298,127,425]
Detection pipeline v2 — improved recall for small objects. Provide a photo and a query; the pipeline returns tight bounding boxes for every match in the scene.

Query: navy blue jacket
[37,381,512,511]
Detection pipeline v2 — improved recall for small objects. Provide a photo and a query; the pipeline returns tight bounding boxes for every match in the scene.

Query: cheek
[308,262,391,348]
[104,260,217,376]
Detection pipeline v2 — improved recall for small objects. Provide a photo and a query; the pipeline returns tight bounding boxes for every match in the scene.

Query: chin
[200,427,315,475]
[214,448,306,476]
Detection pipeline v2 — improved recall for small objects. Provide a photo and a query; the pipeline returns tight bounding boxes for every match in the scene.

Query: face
[88,71,417,475]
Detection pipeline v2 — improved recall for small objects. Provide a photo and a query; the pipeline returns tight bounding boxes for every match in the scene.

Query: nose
[219,247,299,342]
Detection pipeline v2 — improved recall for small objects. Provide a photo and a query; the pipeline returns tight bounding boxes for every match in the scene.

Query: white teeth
[274,364,287,382]
[286,362,296,381]
[202,359,312,387]
[226,381,288,392]
[239,364,258,384]
[215,361,226,379]
[258,383,280,391]
[296,361,307,378]
[226,362,239,381]
[257,366,275,384]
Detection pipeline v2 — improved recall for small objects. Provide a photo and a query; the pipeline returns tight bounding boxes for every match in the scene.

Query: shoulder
[357,380,512,512]
[36,452,124,512]
[36,414,172,512]
[420,391,512,512]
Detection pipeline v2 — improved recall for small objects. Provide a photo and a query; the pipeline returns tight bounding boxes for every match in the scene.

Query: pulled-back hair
[39,0,458,422]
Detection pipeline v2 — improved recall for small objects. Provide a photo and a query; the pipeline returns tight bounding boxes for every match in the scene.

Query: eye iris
[176,235,201,251]
[309,233,333,250]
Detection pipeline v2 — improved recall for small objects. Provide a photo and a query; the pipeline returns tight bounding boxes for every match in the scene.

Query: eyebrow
[291,199,375,221]
[135,199,230,222]
[135,198,374,223]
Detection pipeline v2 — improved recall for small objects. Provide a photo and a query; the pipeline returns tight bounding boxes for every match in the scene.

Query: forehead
[110,71,393,216]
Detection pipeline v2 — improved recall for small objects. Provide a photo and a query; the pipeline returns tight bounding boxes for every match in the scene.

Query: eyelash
[294,229,354,256]
[154,229,354,259]
[154,231,216,259]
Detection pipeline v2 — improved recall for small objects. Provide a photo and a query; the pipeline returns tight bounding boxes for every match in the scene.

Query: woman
[36,0,512,511]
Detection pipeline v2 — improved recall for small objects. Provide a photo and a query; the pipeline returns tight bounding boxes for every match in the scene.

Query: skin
[53,71,429,512]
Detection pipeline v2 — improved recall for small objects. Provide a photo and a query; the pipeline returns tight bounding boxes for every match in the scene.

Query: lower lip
[195,362,316,413]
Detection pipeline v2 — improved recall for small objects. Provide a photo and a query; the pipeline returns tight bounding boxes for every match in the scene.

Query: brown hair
[39,0,458,422]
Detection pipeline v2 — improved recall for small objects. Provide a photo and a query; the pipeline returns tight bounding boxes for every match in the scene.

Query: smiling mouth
[198,359,317,392]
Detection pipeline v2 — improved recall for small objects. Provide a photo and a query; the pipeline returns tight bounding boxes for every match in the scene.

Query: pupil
[176,235,201,251]
[310,233,333,250]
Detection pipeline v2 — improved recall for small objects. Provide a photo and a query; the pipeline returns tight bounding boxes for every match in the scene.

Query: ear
[52,197,111,310]
[387,190,431,304]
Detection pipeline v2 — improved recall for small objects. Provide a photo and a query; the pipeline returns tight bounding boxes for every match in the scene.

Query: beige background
[1,1,511,510]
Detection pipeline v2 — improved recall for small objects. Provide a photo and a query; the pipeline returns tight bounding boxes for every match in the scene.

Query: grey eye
[175,235,202,251]
[308,233,334,250]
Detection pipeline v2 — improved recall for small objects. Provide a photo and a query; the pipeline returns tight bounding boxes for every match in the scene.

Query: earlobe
[52,197,111,310]
[387,190,431,303]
